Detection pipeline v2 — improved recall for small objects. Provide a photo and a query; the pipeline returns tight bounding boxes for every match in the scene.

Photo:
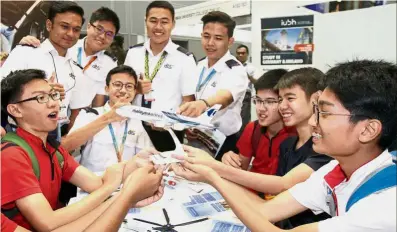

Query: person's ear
[105,85,110,95]
[7,104,23,120]
[358,119,382,144]
[171,20,175,30]
[228,37,235,49]
[46,19,53,32]
[309,90,322,104]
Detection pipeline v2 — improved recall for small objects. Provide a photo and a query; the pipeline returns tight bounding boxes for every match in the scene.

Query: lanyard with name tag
[144,50,167,81]
[104,108,129,162]
[77,47,97,72]
[196,67,216,93]
[143,50,167,103]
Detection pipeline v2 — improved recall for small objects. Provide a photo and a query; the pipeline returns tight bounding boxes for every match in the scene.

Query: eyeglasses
[14,91,61,104]
[252,96,278,108]
[111,81,136,92]
[312,102,366,125]
[90,23,115,39]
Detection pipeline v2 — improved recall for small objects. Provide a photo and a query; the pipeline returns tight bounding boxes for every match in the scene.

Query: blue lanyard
[196,67,216,92]
[77,47,82,65]
[107,121,129,162]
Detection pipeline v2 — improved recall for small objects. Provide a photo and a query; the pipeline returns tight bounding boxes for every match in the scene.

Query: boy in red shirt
[1,69,163,231]
[222,69,295,175]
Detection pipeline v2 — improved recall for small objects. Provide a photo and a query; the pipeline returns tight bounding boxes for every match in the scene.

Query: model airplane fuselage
[116,104,221,131]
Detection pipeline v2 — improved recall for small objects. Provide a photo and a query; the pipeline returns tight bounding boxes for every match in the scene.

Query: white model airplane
[116,104,221,131]
[116,104,222,165]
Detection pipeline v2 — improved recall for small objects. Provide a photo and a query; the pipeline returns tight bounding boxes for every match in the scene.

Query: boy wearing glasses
[19,7,121,131]
[173,67,332,228]
[1,69,164,231]
[64,65,153,172]
[221,69,295,176]
[173,60,397,232]
[1,1,89,131]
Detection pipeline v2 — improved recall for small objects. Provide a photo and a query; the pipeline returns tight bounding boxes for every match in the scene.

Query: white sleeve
[289,162,338,215]
[318,188,396,232]
[246,64,256,77]
[124,49,133,66]
[218,66,248,103]
[69,109,98,134]
[1,46,29,78]
[180,55,198,97]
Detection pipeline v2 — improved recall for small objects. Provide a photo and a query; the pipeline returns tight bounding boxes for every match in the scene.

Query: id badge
[144,89,155,102]
[58,103,70,125]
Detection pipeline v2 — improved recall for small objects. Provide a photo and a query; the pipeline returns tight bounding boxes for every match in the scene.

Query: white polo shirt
[124,39,197,112]
[289,150,396,232]
[242,62,256,92]
[68,38,117,101]
[69,102,153,172]
[1,39,89,121]
[196,51,248,136]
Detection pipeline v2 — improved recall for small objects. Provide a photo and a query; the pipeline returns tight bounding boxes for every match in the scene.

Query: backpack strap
[1,132,65,220]
[251,120,262,157]
[346,164,396,212]
[56,151,64,170]
[390,150,396,164]
[1,132,40,179]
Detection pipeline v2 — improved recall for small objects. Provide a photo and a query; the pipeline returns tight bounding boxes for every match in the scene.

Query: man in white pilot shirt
[178,11,248,161]
[18,7,120,131]
[1,1,90,136]
[64,65,153,172]
[124,1,197,152]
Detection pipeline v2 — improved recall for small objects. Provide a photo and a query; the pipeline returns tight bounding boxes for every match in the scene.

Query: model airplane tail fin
[196,104,221,124]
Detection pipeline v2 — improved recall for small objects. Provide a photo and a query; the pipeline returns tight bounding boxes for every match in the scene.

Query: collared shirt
[237,122,296,175]
[1,213,18,232]
[1,128,79,230]
[1,39,90,120]
[125,39,197,111]
[289,150,396,232]
[69,102,153,172]
[68,38,117,101]
[196,51,248,136]
[242,62,256,92]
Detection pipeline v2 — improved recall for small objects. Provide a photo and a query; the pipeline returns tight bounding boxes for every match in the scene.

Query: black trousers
[215,133,239,161]
[142,123,185,152]
[239,91,252,136]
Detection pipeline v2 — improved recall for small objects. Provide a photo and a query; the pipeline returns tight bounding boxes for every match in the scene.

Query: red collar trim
[324,165,347,190]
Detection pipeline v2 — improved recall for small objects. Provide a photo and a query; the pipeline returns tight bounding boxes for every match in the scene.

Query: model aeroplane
[116,104,221,131]
[116,104,221,164]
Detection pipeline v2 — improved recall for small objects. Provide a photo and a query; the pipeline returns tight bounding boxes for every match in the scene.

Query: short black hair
[1,69,47,120]
[47,1,85,25]
[201,11,236,38]
[90,7,120,34]
[275,67,325,99]
[254,69,288,93]
[324,59,397,150]
[237,44,249,54]
[106,65,138,86]
[146,1,175,21]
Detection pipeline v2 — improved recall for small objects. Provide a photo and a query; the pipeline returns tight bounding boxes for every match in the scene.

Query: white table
[71,174,250,232]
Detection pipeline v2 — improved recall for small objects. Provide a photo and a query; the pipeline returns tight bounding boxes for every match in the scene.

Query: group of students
[1,0,396,232]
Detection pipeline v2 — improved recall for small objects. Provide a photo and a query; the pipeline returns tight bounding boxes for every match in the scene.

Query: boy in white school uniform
[64,65,153,172]
[178,11,248,160]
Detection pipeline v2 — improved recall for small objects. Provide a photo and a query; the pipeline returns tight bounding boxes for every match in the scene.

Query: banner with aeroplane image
[261,15,314,65]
